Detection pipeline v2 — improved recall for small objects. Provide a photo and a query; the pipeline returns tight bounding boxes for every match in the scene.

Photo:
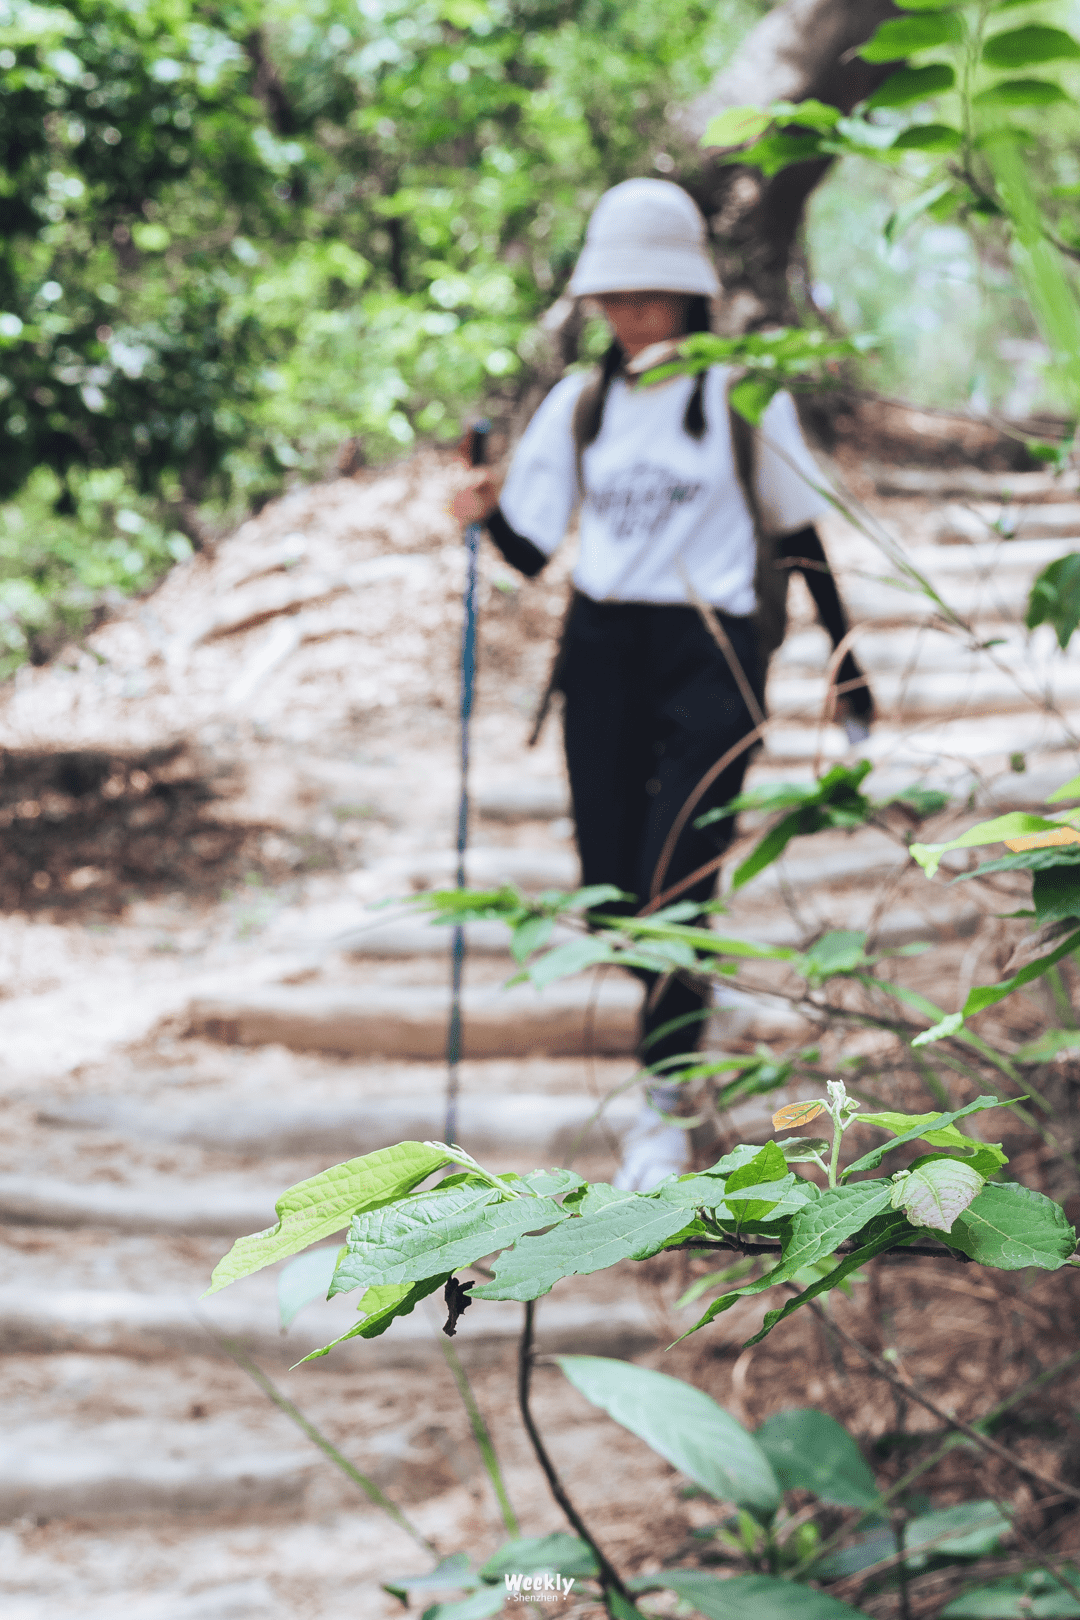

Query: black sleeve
[485,506,549,579]
[776,524,874,721]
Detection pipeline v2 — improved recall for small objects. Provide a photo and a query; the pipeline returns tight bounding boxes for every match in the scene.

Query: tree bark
[669,0,903,328]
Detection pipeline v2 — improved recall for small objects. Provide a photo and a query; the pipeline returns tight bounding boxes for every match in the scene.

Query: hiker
[452,178,872,1190]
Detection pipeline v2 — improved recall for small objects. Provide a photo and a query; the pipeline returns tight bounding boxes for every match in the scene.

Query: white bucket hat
[567,178,720,299]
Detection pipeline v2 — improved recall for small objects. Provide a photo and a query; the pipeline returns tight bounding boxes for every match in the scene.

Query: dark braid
[578,293,714,450]
[576,337,625,451]
[681,294,712,441]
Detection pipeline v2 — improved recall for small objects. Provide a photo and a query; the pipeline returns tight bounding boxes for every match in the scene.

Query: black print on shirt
[585,461,705,542]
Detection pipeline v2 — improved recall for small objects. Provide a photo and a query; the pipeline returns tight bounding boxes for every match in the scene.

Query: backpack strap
[727,372,787,660]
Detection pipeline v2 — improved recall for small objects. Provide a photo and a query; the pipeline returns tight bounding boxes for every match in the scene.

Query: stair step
[349,845,579,899]
[184,979,639,1059]
[765,708,1080,765]
[3,1580,284,1620]
[0,1286,656,1368]
[0,1173,279,1237]
[0,1417,313,1521]
[35,1090,642,1159]
[475,779,571,821]
[770,663,1080,721]
[871,464,1080,501]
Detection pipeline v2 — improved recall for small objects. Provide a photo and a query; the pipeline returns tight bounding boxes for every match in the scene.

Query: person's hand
[451,469,501,526]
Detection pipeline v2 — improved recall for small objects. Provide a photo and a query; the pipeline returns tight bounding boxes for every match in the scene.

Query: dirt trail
[1,441,1079,1618]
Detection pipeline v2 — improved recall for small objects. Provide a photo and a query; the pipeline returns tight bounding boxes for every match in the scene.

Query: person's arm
[486,506,549,579]
[776,525,874,722]
[450,472,550,580]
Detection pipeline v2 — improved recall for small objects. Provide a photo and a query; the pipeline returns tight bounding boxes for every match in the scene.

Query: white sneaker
[613,1105,689,1192]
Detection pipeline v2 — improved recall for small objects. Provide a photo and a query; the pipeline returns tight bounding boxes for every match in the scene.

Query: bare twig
[805,1301,1080,1506]
[787,1344,1080,1583]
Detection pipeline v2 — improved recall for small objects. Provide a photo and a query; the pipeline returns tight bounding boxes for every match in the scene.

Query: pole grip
[463,418,491,469]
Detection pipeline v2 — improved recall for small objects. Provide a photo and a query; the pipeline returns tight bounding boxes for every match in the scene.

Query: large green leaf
[278,1245,342,1329]
[889,1159,985,1232]
[867,63,955,107]
[478,1534,598,1581]
[911,814,1064,878]
[558,1357,781,1518]
[1032,867,1080,924]
[983,24,1080,68]
[207,1141,450,1294]
[842,1097,1000,1178]
[1026,552,1080,648]
[383,1553,477,1603]
[962,927,1080,1017]
[856,1107,1006,1171]
[755,1409,877,1507]
[630,1570,869,1618]
[892,122,962,152]
[420,1589,506,1620]
[975,77,1072,107]
[331,1182,569,1293]
[473,1191,693,1301]
[943,1569,1080,1616]
[679,1182,895,1339]
[298,1274,450,1362]
[860,12,965,61]
[817,1500,1009,1580]
[702,106,772,147]
[940,1181,1076,1269]
[746,1213,917,1345]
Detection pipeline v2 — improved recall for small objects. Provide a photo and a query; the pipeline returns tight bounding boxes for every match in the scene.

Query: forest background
[3,0,1079,675]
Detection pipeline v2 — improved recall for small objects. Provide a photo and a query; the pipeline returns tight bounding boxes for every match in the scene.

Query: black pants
[561,597,763,1072]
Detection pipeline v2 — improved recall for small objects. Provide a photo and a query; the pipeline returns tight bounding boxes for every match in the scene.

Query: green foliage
[943,1567,1080,1616]
[1026,552,1080,648]
[636,327,877,425]
[702,0,1080,434]
[698,761,875,890]
[754,1409,877,1509]
[558,1357,781,1518]
[629,1571,868,1618]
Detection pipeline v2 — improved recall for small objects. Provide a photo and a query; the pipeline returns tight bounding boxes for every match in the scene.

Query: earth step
[765,707,1080,764]
[5,1578,283,1620]
[727,895,982,950]
[184,979,636,1059]
[0,1417,313,1521]
[769,663,1080,721]
[0,1286,657,1368]
[474,778,571,821]
[871,464,1080,501]
[775,622,1054,677]
[434,761,1080,826]
[840,572,1054,625]
[0,1174,278,1236]
[933,502,1080,544]
[336,915,576,957]
[902,534,1080,575]
[350,844,579,898]
[36,1090,642,1158]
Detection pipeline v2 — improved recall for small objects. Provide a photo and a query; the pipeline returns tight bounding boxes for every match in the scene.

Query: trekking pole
[445,419,490,1147]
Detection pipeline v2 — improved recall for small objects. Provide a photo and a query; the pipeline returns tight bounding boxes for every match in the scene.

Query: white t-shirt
[498,366,829,612]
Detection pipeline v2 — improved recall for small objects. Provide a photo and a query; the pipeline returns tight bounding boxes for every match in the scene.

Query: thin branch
[215,1335,437,1555]
[517,1301,633,1609]
[787,1346,1080,1582]
[805,1301,1080,1507]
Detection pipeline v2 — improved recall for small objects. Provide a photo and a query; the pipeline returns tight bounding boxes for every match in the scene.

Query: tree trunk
[670,0,902,328]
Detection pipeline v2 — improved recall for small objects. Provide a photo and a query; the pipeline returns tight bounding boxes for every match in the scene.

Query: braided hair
[577,294,713,451]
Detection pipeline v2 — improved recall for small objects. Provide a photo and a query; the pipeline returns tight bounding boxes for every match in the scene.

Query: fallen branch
[805,1300,1080,1507]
